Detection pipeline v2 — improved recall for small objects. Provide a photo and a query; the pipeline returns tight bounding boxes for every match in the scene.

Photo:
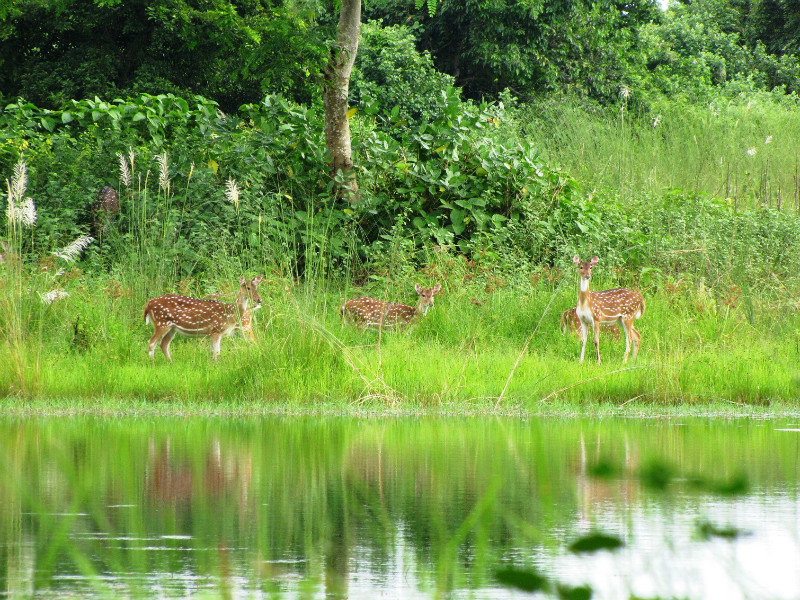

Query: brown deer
[573,256,644,364]
[144,276,262,362]
[560,307,620,340]
[340,283,441,329]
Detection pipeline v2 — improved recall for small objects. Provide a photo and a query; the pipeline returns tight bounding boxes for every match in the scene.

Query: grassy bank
[2,260,799,409]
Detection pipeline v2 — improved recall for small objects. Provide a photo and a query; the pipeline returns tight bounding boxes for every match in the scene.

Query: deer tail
[636,295,646,319]
[143,302,152,325]
[560,310,568,335]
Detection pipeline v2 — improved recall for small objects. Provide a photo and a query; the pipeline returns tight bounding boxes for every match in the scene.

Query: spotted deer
[340,283,441,329]
[573,256,644,363]
[560,307,620,340]
[144,276,262,362]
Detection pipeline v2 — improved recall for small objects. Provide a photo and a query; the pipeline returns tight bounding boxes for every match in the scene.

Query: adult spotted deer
[340,283,441,329]
[144,277,262,362]
[573,256,644,364]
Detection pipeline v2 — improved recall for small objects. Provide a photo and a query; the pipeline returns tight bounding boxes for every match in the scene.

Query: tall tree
[322,0,361,201]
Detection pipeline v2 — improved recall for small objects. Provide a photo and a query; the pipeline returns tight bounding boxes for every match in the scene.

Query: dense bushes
[3,91,800,295]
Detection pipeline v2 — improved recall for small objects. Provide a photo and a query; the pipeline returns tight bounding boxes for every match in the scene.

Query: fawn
[560,307,620,340]
[144,276,262,362]
[573,256,644,363]
[340,283,442,329]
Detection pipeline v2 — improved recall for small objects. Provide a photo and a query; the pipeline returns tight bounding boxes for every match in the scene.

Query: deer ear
[431,284,441,294]
[252,276,263,285]
[590,256,599,265]
[239,277,247,286]
[414,283,423,294]
[573,255,580,265]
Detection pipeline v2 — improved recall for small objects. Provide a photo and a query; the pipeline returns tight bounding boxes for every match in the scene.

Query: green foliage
[350,21,456,130]
[0,0,326,111]
[367,0,660,103]
[636,2,800,101]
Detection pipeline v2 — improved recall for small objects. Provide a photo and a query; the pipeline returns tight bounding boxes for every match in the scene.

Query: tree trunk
[322,0,361,202]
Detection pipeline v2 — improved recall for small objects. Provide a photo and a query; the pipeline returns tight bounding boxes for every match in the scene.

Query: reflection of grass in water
[0,414,787,599]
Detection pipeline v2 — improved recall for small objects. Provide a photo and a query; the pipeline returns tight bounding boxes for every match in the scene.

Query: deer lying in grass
[340,284,441,329]
[144,276,262,362]
[573,256,644,363]
[560,307,620,340]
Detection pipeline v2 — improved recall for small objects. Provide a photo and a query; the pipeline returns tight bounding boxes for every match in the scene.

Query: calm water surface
[1,416,799,599]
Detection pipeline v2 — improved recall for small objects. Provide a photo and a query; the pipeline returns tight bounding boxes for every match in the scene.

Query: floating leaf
[695,519,750,541]
[494,567,549,593]
[557,583,593,600]
[346,107,358,119]
[568,532,624,554]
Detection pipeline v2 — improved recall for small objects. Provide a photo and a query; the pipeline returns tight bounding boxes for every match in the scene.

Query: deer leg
[621,318,633,364]
[210,333,223,361]
[160,328,177,363]
[148,325,171,360]
[593,321,601,364]
[579,322,589,363]
[631,325,641,359]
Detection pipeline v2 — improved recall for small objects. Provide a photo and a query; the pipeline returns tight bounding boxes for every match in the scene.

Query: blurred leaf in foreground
[568,532,624,554]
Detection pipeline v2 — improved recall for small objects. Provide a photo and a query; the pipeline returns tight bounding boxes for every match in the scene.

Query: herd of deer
[144,255,645,364]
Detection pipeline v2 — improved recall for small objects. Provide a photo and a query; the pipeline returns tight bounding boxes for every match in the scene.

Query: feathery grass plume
[117,152,131,187]
[39,289,70,304]
[619,85,631,101]
[5,179,16,224]
[225,178,240,211]
[128,147,135,175]
[747,147,756,156]
[19,197,37,227]
[156,151,169,192]
[52,235,94,262]
[12,161,27,201]
[765,135,773,145]
[4,161,37,227]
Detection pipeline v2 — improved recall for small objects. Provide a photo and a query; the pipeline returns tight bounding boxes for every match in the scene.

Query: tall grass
[518,94,800,208]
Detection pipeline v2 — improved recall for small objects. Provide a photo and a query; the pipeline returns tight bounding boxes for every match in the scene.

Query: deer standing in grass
[340,284,441,329]
[144,277,262,362]
[573,256,644,364]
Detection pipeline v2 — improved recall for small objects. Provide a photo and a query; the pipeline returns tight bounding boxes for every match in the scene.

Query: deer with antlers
[340,283,441,329]
[572,256,644,364]
[144,277,262,362]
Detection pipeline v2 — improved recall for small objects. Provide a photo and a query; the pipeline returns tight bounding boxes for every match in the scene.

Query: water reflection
[0,417,798,599]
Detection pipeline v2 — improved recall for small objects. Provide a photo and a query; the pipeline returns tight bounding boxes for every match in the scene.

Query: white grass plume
[40,289,70,304]
[52,235,94,262]
[225,178,240,211]
[117,152,131,187]
[156,151,169,193]
[5,160,36,227]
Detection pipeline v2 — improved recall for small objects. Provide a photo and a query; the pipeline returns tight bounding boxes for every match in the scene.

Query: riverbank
[3,272,799,410]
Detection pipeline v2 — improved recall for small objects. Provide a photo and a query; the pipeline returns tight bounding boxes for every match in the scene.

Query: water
[1,416,799,599]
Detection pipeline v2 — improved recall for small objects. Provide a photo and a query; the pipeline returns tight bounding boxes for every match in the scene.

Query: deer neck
[415,299,429,318]
[577,277,592,310]
[235,293,250,324]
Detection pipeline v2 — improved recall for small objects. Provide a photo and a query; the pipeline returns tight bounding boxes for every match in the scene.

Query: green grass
[519,94,800,208]
[2,263,800,412]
